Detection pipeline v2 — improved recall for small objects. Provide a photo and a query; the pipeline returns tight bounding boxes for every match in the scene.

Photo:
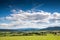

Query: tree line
[0,31,60,36]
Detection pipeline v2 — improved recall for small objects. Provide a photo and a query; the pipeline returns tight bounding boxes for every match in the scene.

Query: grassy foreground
[0,34,60,40]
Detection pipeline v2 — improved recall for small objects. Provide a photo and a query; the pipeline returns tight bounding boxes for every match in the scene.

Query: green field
[0,31,60,40]
[0,34,60,40]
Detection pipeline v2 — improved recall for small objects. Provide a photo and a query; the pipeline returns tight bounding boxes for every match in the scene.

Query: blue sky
[0,0,60,17]
[0,0,60,29]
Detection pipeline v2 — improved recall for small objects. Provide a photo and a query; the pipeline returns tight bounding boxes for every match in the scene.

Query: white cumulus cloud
[0,10,60,29]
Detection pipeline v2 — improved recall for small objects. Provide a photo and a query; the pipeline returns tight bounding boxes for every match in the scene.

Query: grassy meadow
[0,30,60,40]
[0,36,60,40]
[0,34,60,40]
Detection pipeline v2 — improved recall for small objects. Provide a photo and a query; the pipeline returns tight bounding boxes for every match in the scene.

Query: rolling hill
[0,27,60,31]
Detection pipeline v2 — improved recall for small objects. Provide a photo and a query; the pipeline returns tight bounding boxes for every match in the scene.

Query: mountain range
[0,27,60,31]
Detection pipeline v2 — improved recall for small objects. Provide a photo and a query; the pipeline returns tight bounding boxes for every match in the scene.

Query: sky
[0,0,60,29]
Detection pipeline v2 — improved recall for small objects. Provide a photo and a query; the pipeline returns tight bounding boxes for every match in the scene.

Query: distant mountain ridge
[0,27,60,31]
[0,28,40,31]
[40,27,60,30]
